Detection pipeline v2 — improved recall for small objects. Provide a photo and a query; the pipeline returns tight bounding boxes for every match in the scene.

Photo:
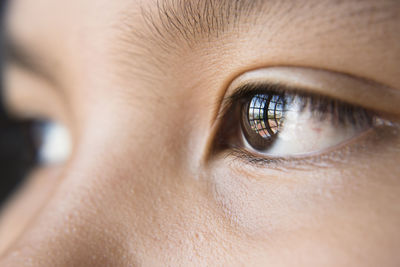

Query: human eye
[1,54,72,169]
[237,88,376,156]
[0,86,71,202]
[0,107,71,203]
[211,68,399,168]
[29,120,71,165]
[0,113,71,167]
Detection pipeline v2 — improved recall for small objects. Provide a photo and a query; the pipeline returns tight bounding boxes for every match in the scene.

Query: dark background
[0,0,37,207]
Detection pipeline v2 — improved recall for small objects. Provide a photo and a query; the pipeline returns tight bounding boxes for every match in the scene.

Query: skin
[0,0,400,266]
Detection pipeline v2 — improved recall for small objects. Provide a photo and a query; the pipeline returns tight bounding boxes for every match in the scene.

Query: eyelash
[228,83,373,127]
[214,83,393,169]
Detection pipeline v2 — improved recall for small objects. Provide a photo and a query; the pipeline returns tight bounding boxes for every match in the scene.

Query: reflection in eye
[33,121,72,166]
[241,90,373,156]
[247,94,285,140]
[0,116,71,204]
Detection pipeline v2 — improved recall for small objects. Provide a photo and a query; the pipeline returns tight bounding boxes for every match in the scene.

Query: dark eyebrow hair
[139,0,267,49]
[127,0,400,53]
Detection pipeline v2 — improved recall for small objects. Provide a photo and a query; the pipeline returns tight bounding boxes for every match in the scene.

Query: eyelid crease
[225,67,400,117]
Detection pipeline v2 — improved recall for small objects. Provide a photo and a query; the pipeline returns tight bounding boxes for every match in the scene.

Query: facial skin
[0,0,399,266]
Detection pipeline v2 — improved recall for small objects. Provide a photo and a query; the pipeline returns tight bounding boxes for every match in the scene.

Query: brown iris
[241,94,285,151]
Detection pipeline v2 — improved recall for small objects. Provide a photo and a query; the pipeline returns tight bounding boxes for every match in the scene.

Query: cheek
[208,163,400,266]
[0,167,63,253]
[210,166,324,238]
[208,155,400,246]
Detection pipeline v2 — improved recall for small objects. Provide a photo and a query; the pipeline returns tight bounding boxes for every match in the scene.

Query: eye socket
[215,83,384,159]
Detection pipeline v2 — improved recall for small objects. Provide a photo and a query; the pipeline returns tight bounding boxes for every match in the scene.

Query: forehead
[7,0,399,38]
[5,0,400,92]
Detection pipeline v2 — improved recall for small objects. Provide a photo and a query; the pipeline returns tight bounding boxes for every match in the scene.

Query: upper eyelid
[225,82,374,118]
[3,36,57,86]
[220,82,368,130]
[221,67,400,118]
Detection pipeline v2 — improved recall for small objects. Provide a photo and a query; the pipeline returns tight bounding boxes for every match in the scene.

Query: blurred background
[0,0,37,207]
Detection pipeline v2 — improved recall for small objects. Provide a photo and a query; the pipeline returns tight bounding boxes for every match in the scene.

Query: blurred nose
[0,111,178,266]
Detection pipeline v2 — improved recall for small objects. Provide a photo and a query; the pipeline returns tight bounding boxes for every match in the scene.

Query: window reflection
[248,94,285,139]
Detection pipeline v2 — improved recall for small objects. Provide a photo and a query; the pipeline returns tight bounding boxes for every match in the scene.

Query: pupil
[248,94,285,139]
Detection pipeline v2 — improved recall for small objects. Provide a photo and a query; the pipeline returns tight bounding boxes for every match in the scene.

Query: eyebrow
[135,0,400,51]
[139,0,268,48]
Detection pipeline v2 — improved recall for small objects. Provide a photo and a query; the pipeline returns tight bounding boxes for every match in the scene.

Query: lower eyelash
[225,147,341,171]
[226,117,399,171]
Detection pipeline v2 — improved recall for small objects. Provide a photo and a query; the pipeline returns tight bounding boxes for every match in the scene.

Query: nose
[0,114,166,266]
[0,150,133,265]
[0,103,215,266]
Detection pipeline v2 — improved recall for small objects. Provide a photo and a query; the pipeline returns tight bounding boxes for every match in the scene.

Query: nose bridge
[0,125,140,264]
[0,104,194,266]
[0,156,134,266]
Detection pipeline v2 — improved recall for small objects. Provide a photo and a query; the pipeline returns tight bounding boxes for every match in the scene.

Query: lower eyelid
[228,120,400,171]
[226,67,400,117]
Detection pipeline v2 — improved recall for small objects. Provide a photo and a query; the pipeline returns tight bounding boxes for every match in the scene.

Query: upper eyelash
[226,82,374,127]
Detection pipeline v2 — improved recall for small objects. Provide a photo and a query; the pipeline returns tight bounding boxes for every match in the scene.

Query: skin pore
[0,0,400,266]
